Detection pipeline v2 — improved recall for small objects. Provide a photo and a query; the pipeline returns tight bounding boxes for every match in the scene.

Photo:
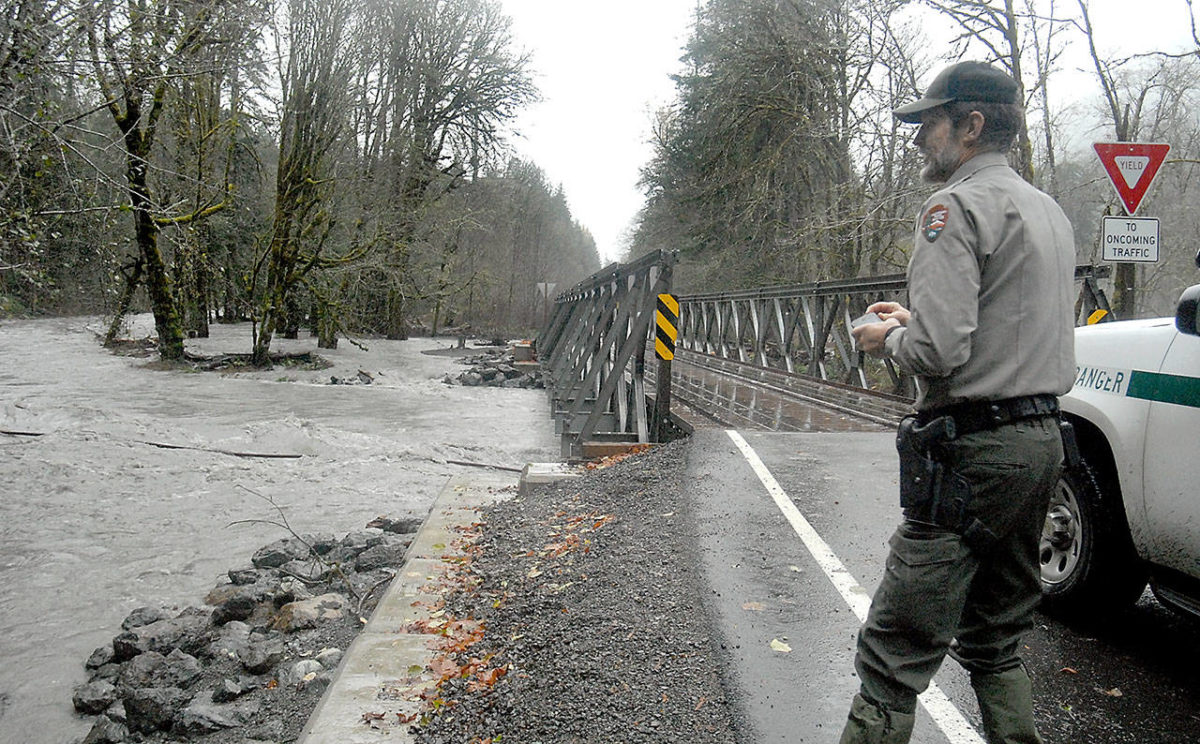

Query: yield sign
[1093,142,1171,215]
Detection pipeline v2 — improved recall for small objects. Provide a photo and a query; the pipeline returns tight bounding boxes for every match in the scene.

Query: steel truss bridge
[538,249,1112,458]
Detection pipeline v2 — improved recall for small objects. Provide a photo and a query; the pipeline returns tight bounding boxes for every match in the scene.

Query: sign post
[1094,142,1171,317]
[653,293,678,442]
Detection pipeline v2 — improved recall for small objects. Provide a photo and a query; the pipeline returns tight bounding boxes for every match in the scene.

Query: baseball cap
[893,61,1019,123]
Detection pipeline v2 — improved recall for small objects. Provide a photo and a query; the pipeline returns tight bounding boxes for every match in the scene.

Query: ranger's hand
[867,301,911,326]
[852,319,901,358]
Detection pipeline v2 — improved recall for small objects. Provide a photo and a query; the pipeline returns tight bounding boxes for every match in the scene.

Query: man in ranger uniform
[842,61,1077,744]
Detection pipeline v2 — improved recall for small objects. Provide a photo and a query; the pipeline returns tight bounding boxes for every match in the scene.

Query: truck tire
[1039,459,1147,615]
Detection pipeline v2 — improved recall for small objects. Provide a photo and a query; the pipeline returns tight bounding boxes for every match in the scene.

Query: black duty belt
[916,394,1060,437]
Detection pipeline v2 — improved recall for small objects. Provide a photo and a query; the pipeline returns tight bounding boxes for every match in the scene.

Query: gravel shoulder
[413,439,743,743]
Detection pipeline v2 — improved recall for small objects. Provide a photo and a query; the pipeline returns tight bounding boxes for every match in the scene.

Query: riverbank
[0,316,557,744]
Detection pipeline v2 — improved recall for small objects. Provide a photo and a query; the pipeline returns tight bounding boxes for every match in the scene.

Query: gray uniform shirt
[883,151,1076,410]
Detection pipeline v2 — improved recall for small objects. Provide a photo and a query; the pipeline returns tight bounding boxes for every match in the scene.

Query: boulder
[121,606,168,630]
[270,593,348,632]
[123,686,187,733]
[117,649,202,691]
[303,533,339,555]
[208,621,252,661]
[341,530,385,552]
[315,647,343,669]
[211,594,257,626]
[112,614,208,661]
[238,635,285,674]
[89,663,121,683]
[73,680,117,715]
[278,558,327,583]
[461,371,484,386]
[85,644,114,670]
[228,567,261,585]
[212,675,260,703]
[354,543,406,572]
[104,699,126,724]
[251,537,310,569]
[365,516,422,534]
[174,696,260,735]
[281,659,324,685]
[81,715,129,744]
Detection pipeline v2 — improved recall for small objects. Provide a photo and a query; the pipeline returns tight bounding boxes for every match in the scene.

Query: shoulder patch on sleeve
[922,204,949,242]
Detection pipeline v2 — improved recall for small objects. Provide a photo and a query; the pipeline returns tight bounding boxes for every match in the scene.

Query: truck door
[1140,329,1200,579]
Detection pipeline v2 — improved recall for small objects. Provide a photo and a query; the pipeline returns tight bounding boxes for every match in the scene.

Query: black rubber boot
[838,693,916,744]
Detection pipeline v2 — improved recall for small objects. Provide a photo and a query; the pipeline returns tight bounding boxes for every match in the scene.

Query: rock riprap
[444,348,544,389]
[73,522,419,744]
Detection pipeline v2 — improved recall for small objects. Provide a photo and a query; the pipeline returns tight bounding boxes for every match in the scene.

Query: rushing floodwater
[0,316,557,744]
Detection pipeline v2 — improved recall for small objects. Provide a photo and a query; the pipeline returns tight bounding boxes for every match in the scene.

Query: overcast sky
[497,0,1196,264]
[498,0,695,263]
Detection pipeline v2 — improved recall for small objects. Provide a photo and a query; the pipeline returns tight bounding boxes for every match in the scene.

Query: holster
[896,415,955,513]
[1059,418,1082,469]
[896,415,998,551]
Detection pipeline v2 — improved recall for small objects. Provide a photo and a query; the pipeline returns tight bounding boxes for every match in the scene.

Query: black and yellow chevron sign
[655,293,679,361]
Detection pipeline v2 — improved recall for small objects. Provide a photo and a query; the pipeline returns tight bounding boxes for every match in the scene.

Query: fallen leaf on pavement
[770,638,792,653]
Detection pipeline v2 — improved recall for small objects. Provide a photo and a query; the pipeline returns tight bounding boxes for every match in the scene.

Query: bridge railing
[538,250,677,459]
[539,255,1111,452]
[676,264,1112,398]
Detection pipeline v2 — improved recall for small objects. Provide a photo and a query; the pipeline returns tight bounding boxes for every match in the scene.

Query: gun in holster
[896,414,956,513]
[896,414,996,549]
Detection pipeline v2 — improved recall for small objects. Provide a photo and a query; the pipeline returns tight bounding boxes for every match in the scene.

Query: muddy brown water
[0,316,557,744]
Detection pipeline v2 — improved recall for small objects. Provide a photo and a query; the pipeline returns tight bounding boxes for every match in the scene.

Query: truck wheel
[1039,460,1146,614]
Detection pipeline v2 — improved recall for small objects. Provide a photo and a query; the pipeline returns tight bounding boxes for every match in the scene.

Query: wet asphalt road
[685,428,1200,744]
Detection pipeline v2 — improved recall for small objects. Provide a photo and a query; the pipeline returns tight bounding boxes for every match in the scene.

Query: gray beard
[921,145,964,183]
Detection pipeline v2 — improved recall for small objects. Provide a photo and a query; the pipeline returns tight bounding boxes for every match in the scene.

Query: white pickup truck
[1041,283,1200,617]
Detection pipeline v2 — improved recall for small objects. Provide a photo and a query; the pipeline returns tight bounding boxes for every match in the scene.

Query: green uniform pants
[840,416,1062,744]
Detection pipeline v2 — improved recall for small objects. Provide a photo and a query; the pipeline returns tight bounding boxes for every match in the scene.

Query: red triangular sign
[1093,142,1171,216]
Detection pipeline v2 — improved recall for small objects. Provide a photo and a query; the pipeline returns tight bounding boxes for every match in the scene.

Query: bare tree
[1,1,86,313]
[920,0,1067,182]
[251,0,358,366]
[360,0,536,339]
[1022,0,1070,197]
[79,0,245,359]
[1073,0,1174,316]
[636,0,925,290]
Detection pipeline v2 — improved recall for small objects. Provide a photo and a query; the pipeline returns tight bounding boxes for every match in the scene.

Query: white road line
[726,429,985,744]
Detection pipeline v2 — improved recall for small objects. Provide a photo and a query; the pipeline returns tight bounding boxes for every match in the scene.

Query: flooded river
[0,316,557,744]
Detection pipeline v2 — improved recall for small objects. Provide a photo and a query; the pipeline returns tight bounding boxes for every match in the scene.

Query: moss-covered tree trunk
[178,229,211,338]
[104,256,144,346]
[281,290,302,339]
[125,129,185,360]
[252,228,288,366]
[317,299,339,349]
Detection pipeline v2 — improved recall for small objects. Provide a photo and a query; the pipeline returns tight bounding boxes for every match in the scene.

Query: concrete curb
[298,471,515,744]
